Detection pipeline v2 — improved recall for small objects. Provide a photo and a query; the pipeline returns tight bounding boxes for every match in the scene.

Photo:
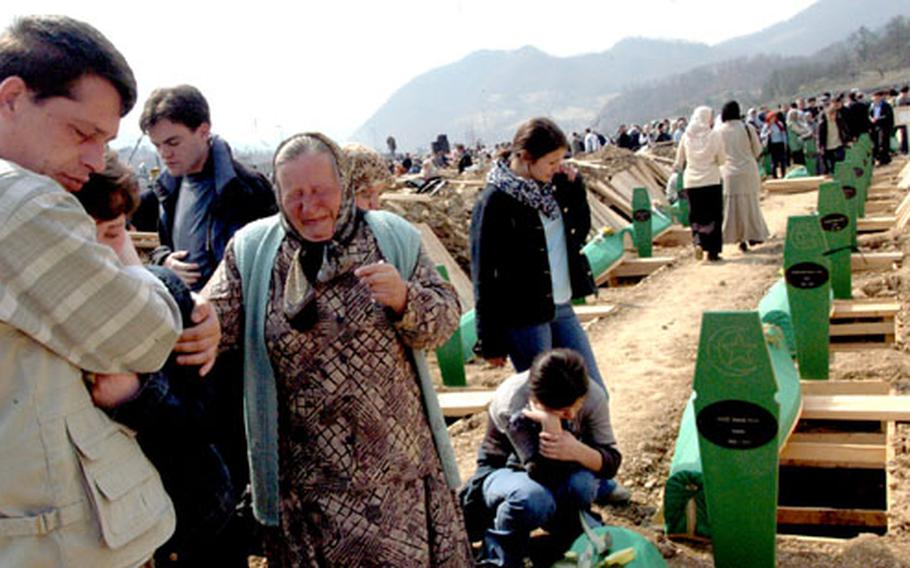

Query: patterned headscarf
[272,132,359,327]
[343,143,393,195]
[486,158,560,219]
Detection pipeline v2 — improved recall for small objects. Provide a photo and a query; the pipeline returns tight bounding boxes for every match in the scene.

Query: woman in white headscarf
[674,106,726,261]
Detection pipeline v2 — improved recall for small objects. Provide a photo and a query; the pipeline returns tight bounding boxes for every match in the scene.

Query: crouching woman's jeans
[479,468,613,567]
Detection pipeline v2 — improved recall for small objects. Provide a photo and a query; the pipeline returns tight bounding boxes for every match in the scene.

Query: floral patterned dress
[206,220,473,567]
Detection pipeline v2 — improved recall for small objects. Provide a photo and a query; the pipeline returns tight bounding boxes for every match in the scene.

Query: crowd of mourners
[1,13,909,568]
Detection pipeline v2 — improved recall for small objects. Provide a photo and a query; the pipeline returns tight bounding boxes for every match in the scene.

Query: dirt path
[451,161,910,566]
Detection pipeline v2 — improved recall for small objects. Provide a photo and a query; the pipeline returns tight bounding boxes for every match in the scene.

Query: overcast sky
[2,0,817,150]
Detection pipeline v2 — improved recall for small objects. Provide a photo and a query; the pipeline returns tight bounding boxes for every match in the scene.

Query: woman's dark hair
[721,101,741,122]
[529,348,589,410]
[0,16,137,116]
[500,117,568,162]
[139,84,211,132]
[76,151,140,221]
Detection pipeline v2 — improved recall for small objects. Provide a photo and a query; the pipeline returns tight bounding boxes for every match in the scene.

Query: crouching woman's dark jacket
[470,171,596,359]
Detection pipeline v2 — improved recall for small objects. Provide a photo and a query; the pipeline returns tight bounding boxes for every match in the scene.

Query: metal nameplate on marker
[785,262,829,289]
[820,213,849,232]
[633,209,652,223]
[842,185,857,199]
[696,399,778,450]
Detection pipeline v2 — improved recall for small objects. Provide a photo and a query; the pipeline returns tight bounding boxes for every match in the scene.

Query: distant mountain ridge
[352,0,910,152]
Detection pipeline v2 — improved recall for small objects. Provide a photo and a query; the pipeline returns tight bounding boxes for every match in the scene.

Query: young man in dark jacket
[870,90,895,165]
[460,349,623,568]
[139,85,273,564]
[140,84,276,292]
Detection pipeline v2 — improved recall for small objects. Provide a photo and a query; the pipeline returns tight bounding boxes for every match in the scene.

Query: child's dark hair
[529,348,589,410]
[499,117,567,162]
[76,151,140,221]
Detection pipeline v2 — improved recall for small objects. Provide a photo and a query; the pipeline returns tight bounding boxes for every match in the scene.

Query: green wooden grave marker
[434,265,467,386]
[761,150,772,177]
[632,186,653,258]
[694,311,779,568]
[833,161,860,250]
[804,138,819,176]
[783,215,831,380]
[847,155,868,218]
[676,173,691,227]
[817,181,852,299]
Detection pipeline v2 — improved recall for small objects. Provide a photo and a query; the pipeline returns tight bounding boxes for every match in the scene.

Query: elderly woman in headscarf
[716,101,770,253]
[674,106,726,261]
[202,132,473,567]
[344,142,393,210]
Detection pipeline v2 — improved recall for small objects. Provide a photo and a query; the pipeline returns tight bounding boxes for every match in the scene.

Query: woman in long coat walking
[717,100,770,252]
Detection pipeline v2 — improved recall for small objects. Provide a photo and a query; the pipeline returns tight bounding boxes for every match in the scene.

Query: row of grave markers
[679,136,892,567]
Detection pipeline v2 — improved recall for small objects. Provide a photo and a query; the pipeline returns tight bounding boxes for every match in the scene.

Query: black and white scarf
[487,159,560,219]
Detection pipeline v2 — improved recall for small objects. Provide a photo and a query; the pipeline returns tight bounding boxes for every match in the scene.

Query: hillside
[353,0,910,152]
[593,15,910,133]
[353,40,712,152]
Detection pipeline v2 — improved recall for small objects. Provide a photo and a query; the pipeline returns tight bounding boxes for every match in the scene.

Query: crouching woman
[460,349,622,567]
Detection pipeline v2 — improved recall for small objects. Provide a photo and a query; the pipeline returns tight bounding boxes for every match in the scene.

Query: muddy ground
[447,159,910,567]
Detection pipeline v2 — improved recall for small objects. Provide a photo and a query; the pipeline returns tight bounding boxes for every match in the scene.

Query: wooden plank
[595,252,628,286]
[437,389,495,417]
[829,321,895,337]
[587,192,627,231]
[654,226,692,247]
[643,157,671,184]
[572,304,616,322]
[779,441,886,469]
[777,507,887,527]
[800,380,890,396]
[801,394,910,422]
[899,161,910,190]
[851,252,903,271]
[380,192,433,203]
[887,420,895,533]
[867,184,895,196]
[830,342,895,352]
[864,199,898,214]
[609,170,640,202]
[630,163,666,205]
[414,223,474,314]
[897,191,910,231]
[763,176,827,193]
[611,256,674,278]
[588,179,633,218]
[788,432,886,445]
[831,300,900,319]
[856,216,896,233]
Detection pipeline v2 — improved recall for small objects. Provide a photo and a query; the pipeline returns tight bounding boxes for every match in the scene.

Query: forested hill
[353,0,910,152]
[593,15,910,132]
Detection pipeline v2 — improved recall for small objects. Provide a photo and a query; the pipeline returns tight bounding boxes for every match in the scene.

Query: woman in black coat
[469,117,604,388]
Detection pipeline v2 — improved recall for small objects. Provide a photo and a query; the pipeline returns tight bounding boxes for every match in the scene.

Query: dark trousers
[823,146,845,175]
[897,125,909,154]
[790,149,805,166]
[873,125,893,164]
[768,142,787,178]
[687,184,723,255]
